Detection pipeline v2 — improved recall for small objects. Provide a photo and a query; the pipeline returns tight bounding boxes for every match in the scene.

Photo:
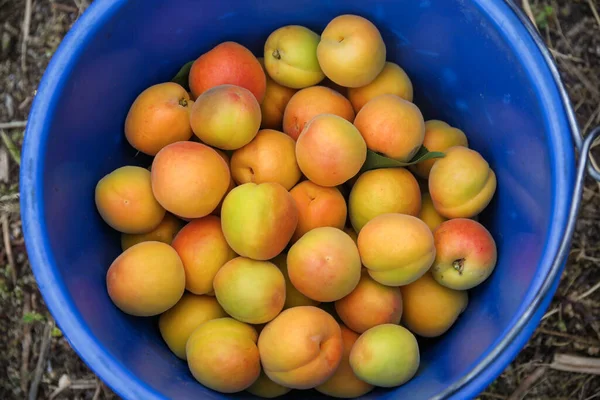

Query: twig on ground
[549,48,584,63]
[585,392,600,400]
[537,328,600,346]
[481,392,507,399]
[18,97,32,111]
[0,146,8,183]
[507,367,547,400]
[20,293,32,394]
[576,281,600,301]
[92,380,102,400]
[587,0,600,30]
[550,354,600,375]
[522,0,537,30]
[52,2,78,13]
[0,120,27,129]
[28,322,53,400]
[21,0,32,72]
[0,130,21,166]
[0,193,19,202]
[2,213,16,285]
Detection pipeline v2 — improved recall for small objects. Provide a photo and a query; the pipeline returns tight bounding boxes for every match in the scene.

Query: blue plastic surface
[20,0,576,399]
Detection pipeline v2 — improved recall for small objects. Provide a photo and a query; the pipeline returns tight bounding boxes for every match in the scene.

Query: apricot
[349,324,420,387]
[428,146,497,218]
[358,214,435,286]
[287,227,361,302]
[121,213,183,251]
[282,86,354,141]
[247,371,291,398]
[95,166,165,234]
[349,167,421,232]
[190,84,261,150]
[317,15,386,88]
[296,114,366,187]
[106,241,185,316]
[411,120,469,179]
[335,270,403,333]
[230,129,301,190]
[271,253,320,309]
[258,306,343,389]
[151,141,230,219]
[400,272,468,337]
[418,192,447,232]
[257,58,298,130]
[158,293,227,359]
[186,318,260,393]
[348,62,413,112]
[124,82,193,156]
[221,182,298,260]
[354,94,425,162]
[213,257,286,324]
[189,41,266,102]
[171,216,236,295]
[316,325,374,398]
[264,25,325,89]
[431,218,498,290]
[289,181,347,243]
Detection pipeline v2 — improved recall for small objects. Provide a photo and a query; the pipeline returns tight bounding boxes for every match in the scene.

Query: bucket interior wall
[38,0,568,398]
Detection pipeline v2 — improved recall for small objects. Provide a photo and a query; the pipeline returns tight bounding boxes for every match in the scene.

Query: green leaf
[51,326,63,338]
[22,312,45,324]
[170,61,194,91]
[360,146,445,173]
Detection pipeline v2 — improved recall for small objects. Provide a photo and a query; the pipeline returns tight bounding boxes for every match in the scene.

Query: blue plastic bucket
[19,0,600,399]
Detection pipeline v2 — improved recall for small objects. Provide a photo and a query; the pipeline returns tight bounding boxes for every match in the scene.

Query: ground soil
[0,1,599,399]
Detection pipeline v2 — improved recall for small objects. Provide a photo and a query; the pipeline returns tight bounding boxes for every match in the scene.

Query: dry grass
[0,1,599,399]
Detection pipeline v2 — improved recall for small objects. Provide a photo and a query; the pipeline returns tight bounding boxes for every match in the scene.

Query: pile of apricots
[94,14,498,398]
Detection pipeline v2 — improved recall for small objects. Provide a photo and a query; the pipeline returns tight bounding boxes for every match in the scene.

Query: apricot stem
[452,258,465,275]
[179,98,188,107]
[272,49,281,60]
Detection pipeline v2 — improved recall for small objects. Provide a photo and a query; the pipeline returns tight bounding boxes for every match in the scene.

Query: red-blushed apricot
[400,272,468,337]
[335,270,403,333]
[271,253,320,309]
[258,306,343,389]
[124,82,193,156]
[221,182,298,260]
[189,41,266,103]
[151,141,230,219]
[358,214,435,286]
[295,114,367,187]
[411,120,469,179]
[289,181,347,243]
[121,212,183,251]
[95,166,165,234]
[230,129,301,190]
[190,84,261,151]
[349,324,420,387]
[257,58,298,130]
[247,370,292,398]
[264,25,325,89]
[158,293,227,359]
[348,62,413,112]
[213,257,286,324]
[171,216,236,295]
[349,167,421,232]
[354,94,425,162]
[317,15,386,88]
[282,86,354,141]
[316,325,374,398]
[106,241,185,316]
[287,227,361,302]
[431,218,498,290]
[429,146,497,218]
[186,318,260,393]
[418,192,447,232]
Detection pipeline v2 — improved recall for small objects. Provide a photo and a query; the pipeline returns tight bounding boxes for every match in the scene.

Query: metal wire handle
[432,125,600,399]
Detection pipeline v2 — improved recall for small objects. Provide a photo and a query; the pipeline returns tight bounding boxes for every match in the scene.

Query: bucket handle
[433,125,600,399]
